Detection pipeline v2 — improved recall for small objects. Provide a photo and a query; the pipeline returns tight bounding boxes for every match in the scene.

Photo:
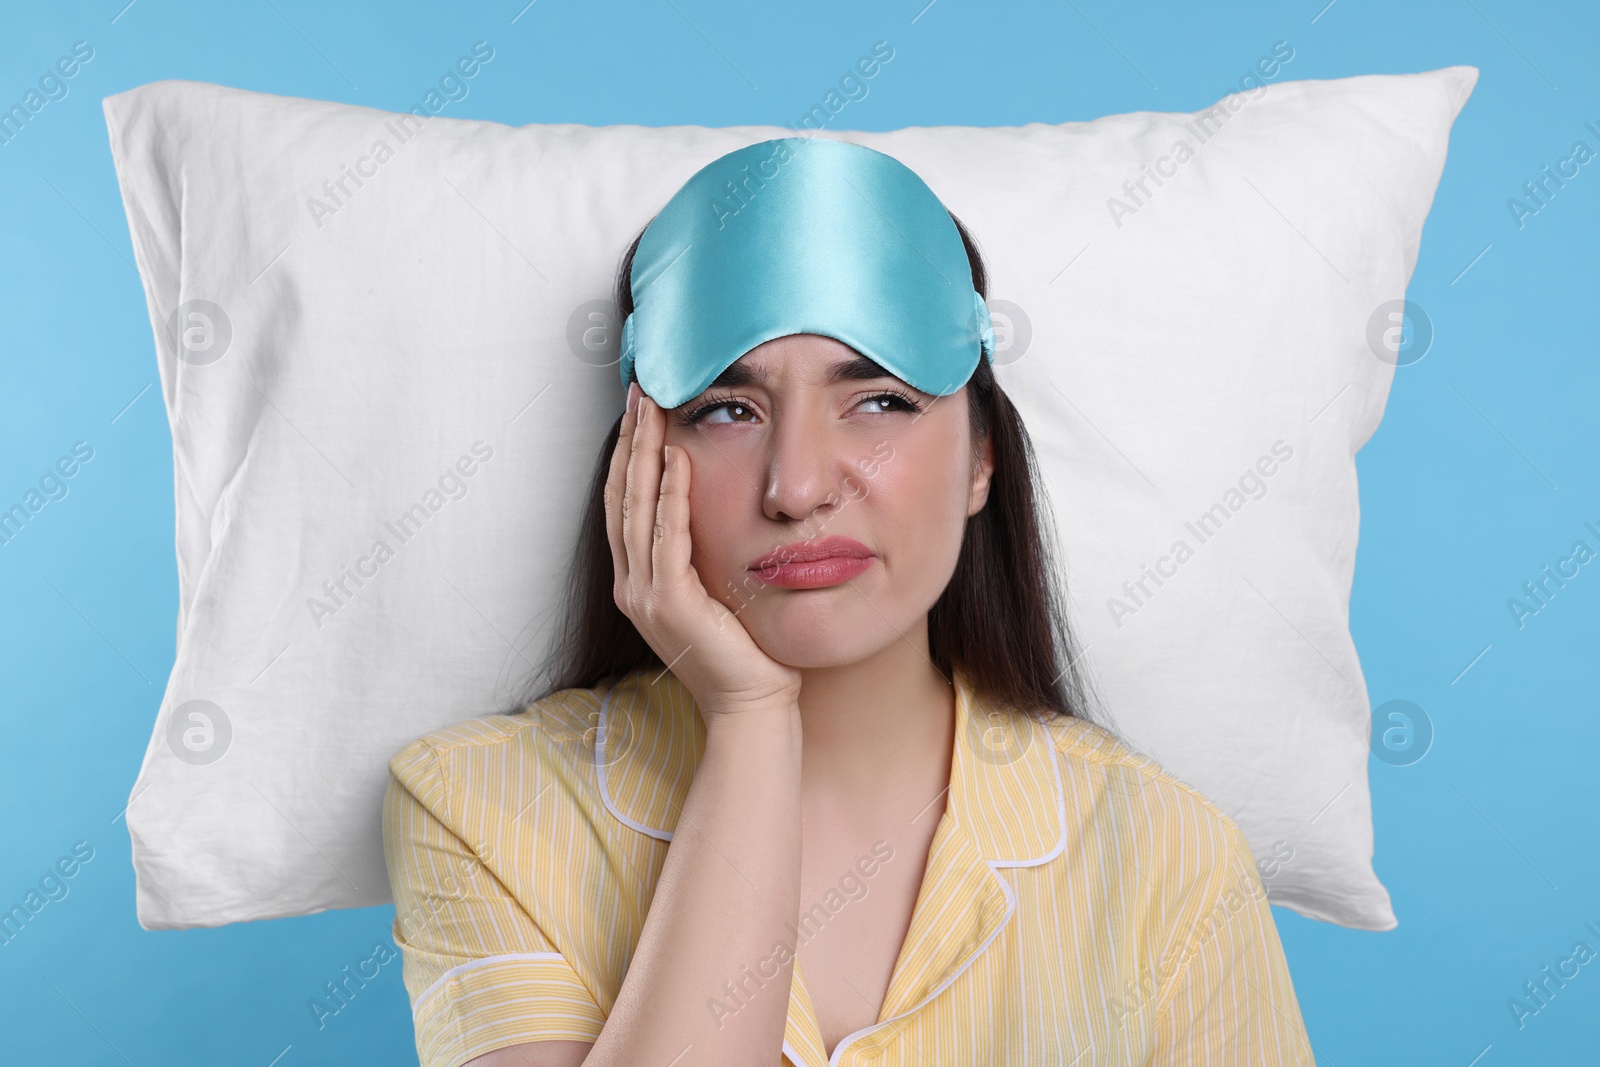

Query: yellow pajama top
[383,666,1314,1066]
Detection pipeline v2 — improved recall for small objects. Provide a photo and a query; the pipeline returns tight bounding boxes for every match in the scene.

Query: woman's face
[661,332,995,669]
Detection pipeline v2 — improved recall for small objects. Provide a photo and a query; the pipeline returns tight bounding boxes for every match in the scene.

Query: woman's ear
[967,429,995,518]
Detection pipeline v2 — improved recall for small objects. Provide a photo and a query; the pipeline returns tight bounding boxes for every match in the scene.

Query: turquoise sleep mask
[618,136,996,409]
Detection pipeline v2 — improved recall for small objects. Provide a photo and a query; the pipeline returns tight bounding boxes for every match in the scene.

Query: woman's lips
[751,555,874,589]
[748,536,874,589]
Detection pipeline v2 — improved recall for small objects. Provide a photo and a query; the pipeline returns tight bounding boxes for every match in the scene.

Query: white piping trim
[413,951,567,1018]
[595,684,674,841]
[989,725,1070,868]
[821,707,1068,1062]
[826,870,1020,1066]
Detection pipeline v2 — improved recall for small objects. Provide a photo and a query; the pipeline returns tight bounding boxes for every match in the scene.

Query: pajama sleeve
[1146,822,1316,1067]
[383,737,606,1067]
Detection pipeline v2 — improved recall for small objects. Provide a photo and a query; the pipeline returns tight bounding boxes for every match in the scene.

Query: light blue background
[2,1,1595,1063]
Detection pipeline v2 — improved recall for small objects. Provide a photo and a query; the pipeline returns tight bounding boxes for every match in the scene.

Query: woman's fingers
[623,390,664,598]
[652,443,693,596]
[604,384,641,593]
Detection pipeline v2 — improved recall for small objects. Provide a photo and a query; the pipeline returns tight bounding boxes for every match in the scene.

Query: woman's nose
[759,415,850,525]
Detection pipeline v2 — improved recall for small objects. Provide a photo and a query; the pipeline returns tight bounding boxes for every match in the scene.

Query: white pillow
[104,64,1476,933]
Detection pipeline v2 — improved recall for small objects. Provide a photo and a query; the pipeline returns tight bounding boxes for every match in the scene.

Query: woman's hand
[605,381,803,721]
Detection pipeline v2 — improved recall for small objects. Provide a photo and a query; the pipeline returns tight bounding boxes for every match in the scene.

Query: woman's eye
[858,393,919,414]
[685,391,919,425]
[697,401,758,425]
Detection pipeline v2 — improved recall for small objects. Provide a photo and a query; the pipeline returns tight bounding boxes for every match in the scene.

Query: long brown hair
[513,213,1099,724]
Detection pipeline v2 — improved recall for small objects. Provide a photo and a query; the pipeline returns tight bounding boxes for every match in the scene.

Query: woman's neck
[793,638,957,817]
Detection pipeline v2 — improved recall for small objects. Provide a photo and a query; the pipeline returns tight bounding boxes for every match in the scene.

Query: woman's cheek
[685,466,737,588]
[881,439,968,559]
[865,451,933,517]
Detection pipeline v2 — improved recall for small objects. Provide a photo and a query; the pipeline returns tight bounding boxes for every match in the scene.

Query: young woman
[383,137,1313,1067]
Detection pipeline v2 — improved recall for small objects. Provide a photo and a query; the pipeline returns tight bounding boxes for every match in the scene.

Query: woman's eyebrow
[827,355,899,384]
[708,354,898,389]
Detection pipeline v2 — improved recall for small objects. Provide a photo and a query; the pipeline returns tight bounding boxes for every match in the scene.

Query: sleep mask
[617,136,996,409]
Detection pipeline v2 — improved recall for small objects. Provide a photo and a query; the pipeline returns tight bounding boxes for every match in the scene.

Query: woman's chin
[742,610,906,671]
